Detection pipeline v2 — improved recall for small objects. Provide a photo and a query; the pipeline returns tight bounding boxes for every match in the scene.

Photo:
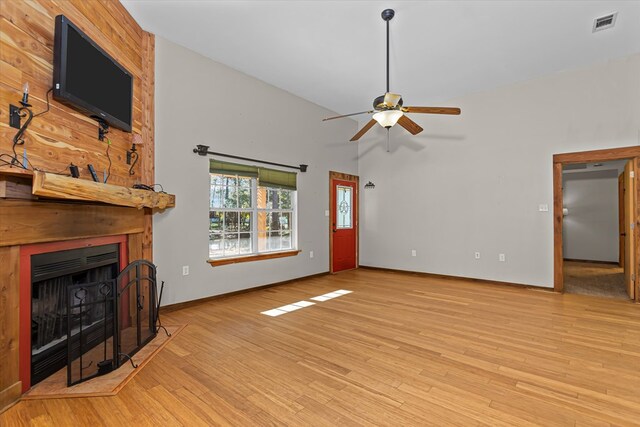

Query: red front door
[331,177,357,272]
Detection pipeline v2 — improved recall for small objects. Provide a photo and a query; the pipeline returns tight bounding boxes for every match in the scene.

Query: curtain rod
[193,145,307,172]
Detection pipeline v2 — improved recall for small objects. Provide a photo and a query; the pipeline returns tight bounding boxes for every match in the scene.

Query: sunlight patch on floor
[261,290,352,316]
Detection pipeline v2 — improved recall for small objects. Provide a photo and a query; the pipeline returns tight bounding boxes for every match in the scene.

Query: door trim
[553,145,640,301]
[329,171,359,274]
[619,173,625,269]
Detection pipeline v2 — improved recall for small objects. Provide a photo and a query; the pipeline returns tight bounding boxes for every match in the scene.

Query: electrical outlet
[411,249,417,257]
[499,254,506,262]
[310,251,314,258]
[538,204,549,212]
[475,252,480,259]
[182,265,189,276]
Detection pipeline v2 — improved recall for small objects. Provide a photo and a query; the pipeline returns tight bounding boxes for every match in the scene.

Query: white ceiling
[122,1,640,118]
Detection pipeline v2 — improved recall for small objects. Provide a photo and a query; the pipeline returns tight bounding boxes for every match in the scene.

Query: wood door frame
[329,171,359,274]
[553,145,640,301]
[619,173,625,269]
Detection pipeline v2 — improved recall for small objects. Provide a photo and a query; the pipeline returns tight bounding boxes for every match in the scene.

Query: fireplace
[19,236,128,391]
[30,244,120,386]
[0,191,159,409]
[19,236,159,389]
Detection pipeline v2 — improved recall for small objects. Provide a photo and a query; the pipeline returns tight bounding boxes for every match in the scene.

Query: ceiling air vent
[563,163,587,171]
[592,12,617,33]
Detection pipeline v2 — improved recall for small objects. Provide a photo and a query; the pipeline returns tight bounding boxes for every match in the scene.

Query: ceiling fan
[323,9,461,142]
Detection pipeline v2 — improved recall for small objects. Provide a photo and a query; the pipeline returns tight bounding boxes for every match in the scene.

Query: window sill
[208,250,301,267]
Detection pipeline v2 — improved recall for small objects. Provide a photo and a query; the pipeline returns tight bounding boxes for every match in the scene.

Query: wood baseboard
[161,271,330,313]
[563,258,620,266]
[0,381,22,414]
[161,266,553,316]
[358,265,553,292]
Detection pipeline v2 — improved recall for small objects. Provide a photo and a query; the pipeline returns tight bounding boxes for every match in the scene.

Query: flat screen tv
[53,15,133,132]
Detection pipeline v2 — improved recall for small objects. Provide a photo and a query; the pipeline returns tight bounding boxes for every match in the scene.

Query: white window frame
[209,174,297,260]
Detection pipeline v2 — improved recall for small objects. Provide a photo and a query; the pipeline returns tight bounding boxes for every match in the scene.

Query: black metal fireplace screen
[66,260,158,386]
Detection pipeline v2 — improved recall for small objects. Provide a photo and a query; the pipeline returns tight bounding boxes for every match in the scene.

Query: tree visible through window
[209,171,296,259]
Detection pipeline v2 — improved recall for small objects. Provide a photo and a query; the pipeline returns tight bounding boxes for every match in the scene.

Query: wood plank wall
[0,0,155,411]
[0,0,154,189]
[0,246,20,412]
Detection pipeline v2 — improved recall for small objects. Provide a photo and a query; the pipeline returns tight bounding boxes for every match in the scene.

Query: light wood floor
[2,268,640,426]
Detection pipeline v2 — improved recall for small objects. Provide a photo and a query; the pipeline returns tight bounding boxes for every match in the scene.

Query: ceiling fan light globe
[373,110,403,128]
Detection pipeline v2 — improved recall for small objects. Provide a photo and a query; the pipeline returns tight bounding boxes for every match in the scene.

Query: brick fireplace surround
[0,200,149,409]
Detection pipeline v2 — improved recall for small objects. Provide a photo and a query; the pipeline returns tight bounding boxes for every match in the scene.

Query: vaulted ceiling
[123,1,640,118]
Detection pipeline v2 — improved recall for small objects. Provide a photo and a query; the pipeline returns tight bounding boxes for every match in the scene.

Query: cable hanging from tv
[193,145,308,172]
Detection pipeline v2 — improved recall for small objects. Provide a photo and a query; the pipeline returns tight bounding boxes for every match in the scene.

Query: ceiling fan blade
[323,110,374,121]
[383,93,402,108]
[403,106,461,115]
[397,115,423,135]
[350,119,377,142]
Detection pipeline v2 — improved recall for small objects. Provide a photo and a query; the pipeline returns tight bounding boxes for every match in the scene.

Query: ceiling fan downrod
[382,9,394,93]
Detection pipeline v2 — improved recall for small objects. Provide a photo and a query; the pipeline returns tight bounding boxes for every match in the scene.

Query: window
[336,185,352,229]
[209,161,297,260]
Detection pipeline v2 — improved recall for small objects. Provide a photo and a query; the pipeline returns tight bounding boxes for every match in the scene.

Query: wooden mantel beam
[31,171,175,210]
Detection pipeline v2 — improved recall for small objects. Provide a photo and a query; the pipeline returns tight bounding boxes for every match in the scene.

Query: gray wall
[358,54,640,287]
[563,172,619,262]
[153,37,358,305]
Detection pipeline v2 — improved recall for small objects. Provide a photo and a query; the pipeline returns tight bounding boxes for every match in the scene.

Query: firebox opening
[30,244,120,386]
